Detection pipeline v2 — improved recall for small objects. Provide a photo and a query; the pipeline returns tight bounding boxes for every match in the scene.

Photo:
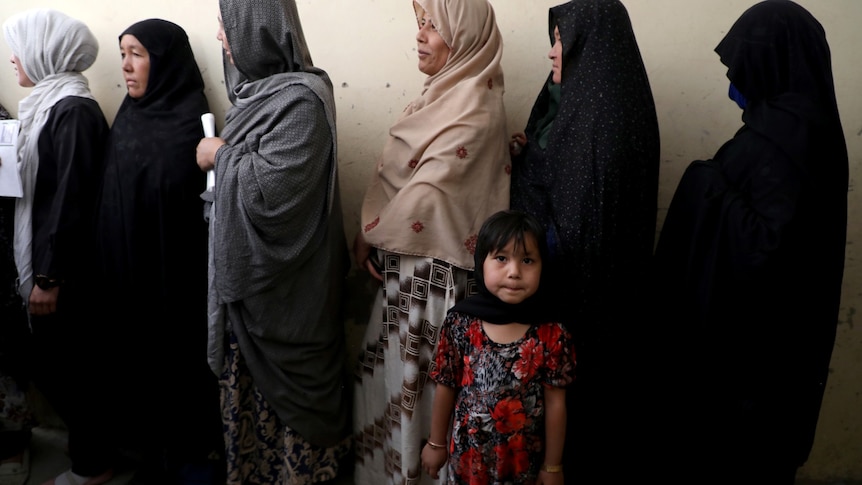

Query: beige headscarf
[3,8,97,300]
[360,0,509,270]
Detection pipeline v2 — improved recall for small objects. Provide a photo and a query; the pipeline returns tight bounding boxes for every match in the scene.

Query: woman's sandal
[43,468,113,485]
[0,448,29,485]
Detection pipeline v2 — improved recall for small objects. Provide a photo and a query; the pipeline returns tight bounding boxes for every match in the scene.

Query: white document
[0,119,22,198]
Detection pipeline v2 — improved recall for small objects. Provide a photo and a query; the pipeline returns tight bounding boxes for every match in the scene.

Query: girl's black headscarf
[449,210,560,325]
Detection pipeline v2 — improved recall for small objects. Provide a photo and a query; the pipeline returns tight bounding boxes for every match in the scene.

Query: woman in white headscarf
[352,0,510,483]
[3,8,112,485]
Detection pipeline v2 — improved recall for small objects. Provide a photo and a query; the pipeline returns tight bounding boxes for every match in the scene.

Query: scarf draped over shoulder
[208,0,349,447]
[2,8,97,300]
[97,19,209,312]
[512,0,660,327]
[360,0,510,270]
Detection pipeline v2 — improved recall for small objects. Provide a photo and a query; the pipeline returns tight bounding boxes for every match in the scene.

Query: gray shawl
[207,0,349,447]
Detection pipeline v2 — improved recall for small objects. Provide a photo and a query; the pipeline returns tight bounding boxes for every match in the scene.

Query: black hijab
[718,0,845,171]
[510,0,660,331]
[652,0,847,468]
[449,211,559,325]
[97,18,209,297]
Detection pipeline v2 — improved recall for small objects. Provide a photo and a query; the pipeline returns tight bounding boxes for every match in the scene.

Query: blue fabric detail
[728,82,747,109]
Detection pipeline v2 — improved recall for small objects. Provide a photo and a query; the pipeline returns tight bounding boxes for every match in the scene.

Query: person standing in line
[0,102,35,485]
[196,0,351,483]
[508,1,660,482]
[95,18,225,483]
[2,8,113,485]
[420,210,575,485]
[352,0,510,483]
[652,1,848,482]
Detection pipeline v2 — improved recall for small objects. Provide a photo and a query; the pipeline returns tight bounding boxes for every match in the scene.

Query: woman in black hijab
[95,19,224,481]
[509,0,660,482]
[653,1,848,482]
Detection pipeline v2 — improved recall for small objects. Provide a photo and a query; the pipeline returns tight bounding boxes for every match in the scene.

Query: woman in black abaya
[95,19,224,481]
[653,1,848,482]
[509,1,660,482]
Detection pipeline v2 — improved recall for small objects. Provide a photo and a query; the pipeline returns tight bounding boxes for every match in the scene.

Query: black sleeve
[31,96,109,283]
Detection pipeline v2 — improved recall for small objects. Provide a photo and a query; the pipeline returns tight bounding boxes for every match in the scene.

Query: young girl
[421,210,576,484]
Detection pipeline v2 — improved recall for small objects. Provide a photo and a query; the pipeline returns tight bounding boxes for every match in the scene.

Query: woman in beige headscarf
[352,0,509,483]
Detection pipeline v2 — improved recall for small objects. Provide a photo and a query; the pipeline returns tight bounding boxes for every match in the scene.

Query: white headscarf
[2,8,97,300]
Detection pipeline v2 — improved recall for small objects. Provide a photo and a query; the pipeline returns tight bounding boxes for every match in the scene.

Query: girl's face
[10,54,34,88]
[216,15,234,65]
[414,2,450,76]
[549,25,562,84]
[482,234,543,305]
[120,34,150,99]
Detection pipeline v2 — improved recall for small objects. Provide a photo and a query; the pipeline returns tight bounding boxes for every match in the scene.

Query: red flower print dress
[431,312,576,484]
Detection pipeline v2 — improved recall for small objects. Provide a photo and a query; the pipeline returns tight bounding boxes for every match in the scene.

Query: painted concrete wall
[0,0,859,480]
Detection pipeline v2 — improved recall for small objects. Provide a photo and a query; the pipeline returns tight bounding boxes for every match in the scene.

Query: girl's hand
[536,470,564,485]
[420,443,447,479]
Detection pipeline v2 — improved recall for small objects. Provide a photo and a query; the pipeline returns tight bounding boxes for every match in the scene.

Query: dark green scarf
[535,80,561,149]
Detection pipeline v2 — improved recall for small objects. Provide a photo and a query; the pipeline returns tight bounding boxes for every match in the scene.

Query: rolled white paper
[201,113,216,191]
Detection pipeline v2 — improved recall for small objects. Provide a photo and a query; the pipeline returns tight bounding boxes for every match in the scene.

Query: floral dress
[431,312,576,484]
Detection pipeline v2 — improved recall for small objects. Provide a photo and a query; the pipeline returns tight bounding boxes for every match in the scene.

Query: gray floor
[21,426,134,485]
[19,425,355,485]
[14,424,859,485]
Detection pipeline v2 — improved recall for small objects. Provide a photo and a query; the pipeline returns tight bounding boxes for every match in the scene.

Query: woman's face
[216,15,234,65]
[414,3,449,76]
[120,34,150,99]
[9,54,34,88]
[549,26,563,84]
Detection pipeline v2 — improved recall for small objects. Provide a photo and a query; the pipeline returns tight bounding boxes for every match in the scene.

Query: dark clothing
[29,95,111,477]
[94,19,222,470]
[509,1,660,482]
[1,184,32,465]
[653,1,847,481]
[31,97,106,283]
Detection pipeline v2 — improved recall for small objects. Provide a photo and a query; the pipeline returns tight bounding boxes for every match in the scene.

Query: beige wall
[0,0,859,480]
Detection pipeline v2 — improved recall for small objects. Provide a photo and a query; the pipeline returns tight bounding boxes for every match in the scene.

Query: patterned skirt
[353,251,474,485]
[0,373,35,458]
[220,333,351,485]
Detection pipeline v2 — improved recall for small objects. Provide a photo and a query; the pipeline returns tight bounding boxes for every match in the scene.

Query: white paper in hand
[201,113,216,191]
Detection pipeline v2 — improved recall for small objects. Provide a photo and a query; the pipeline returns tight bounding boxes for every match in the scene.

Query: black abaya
[653,1,848,481]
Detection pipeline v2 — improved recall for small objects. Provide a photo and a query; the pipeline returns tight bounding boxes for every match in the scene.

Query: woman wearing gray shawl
[195,0,351,483]
[3,9,112,485]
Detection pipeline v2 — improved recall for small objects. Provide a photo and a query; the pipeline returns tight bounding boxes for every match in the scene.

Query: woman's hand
[353,231,383,281]
[510,132,526,157]
[196,137,226,172]
[29,285,59,316]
